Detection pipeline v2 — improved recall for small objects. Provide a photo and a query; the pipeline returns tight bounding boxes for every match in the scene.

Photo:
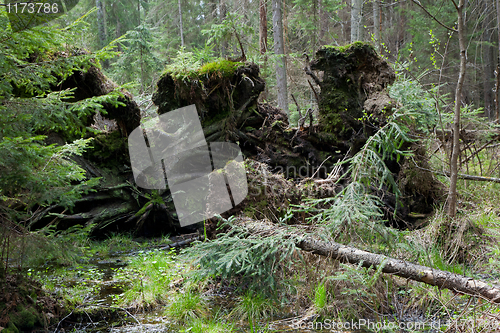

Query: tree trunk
[96,0,107,48]
[272,0,289,117]
[240,219,500,303]
[350,0,362,42]
[220,0,228,57]
[178,0,184,47]
[319,0,329,45]
[259,0,268,55]
[96,0,109,67]
[496,0,500,122]
[482,26,493,119]
[448,0,467,218]
[259,0,269,100]
[373,0,381,51]
[137,0,140,26]
[102,0,108,39]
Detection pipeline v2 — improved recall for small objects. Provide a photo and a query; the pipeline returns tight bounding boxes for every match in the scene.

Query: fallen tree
[411,160,500,184]
[237,218,500,303]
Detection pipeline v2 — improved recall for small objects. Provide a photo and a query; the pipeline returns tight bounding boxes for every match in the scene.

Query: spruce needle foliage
[0,9,122,222]
[183,218,301,294]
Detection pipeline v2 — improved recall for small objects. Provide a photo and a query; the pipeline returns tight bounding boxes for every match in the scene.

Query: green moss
[3,322,19,333]
[12,307,39,330]
[271,120,285,128]
[198,59,242,78]
[314,42,381,136]
[164,59,242,80]
[91,131,127,163]
[322,41,375,54]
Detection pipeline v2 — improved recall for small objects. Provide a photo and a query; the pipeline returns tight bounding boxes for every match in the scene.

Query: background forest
[62,0,500,122]
[2,0,500,332]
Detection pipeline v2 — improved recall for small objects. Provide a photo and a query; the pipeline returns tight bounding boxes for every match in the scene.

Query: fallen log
[452,172,500,183]
[412,160,500,184]
[238,219,500,303]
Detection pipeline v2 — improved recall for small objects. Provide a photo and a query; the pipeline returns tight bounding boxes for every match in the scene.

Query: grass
[88,232,141,256]
[182,317,236,333]
[117,248,182,308]
[164,290,208,323]
[230,290,277,331]
[312,282,327,313]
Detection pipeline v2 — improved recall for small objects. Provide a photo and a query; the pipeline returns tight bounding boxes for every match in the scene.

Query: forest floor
[5,151,500,333]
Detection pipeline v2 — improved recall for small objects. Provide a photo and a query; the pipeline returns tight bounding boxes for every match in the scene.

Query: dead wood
[412,160,500,184]
[446,171,500,183]
[239,218,500,303]
[462,137,500,165]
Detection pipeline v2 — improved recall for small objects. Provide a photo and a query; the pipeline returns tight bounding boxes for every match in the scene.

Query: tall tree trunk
[482,0,494,119]
[115,4,121,52]
[373,0,381,51]
[178,0,184,47]
[448,0,467,218]
[319,0,329,45]
[312,0,318,48]
[220,0,228,57]
[102,0,108,39]
[96,0,107,48]
[259,0,269,100]
[350,0,362,42]
[140,46,144,93]
[208,1,218,54]
[137,0,140,26]
[496,0,500,122]
[96,0,109,67]
[259,0,268,55]
[272,0,289,117]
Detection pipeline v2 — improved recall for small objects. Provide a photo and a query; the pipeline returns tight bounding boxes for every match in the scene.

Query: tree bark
[137,0,140,26]
[96,0,109,67]
[240,219,500,303]
[96,0,107,48]
[259,0,268,55]
[319,0,328,45]
[448,0,466,218]
[350,0,362,42]
[272,0,289,117]
[220,0,228,57]
[373,0,381,51]
[178,0,184,47]
[259,0,269,100]
[496,0,500,122]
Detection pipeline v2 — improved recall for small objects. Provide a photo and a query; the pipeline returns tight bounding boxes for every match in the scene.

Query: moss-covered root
[310,42,395,141]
